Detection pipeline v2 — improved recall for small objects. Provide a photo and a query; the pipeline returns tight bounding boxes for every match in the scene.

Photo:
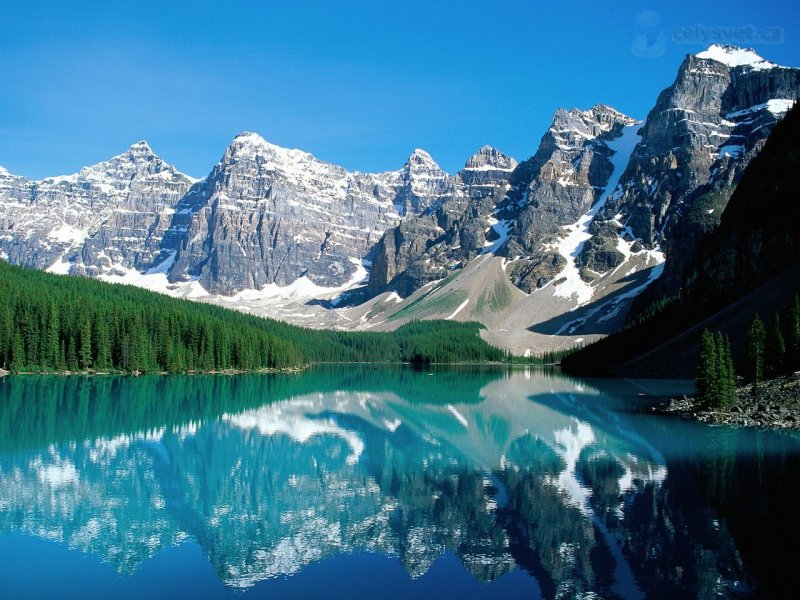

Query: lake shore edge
[0,360,538,378]
[653,373,800,429]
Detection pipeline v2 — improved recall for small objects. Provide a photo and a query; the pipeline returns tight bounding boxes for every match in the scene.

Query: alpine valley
[2,44,798,355]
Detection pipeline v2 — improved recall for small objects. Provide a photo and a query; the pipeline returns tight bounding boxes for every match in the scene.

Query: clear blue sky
[1,0,798,179]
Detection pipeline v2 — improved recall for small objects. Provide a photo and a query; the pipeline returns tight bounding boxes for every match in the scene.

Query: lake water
[0,367,798,599]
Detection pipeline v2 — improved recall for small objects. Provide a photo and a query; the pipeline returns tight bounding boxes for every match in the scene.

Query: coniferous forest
[0,261,507,373]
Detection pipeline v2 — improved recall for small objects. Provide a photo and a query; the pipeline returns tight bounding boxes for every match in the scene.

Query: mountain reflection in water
[0,367,797,599]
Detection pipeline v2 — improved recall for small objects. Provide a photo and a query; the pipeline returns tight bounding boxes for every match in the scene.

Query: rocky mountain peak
[405,148,441,170]
[463,145,517,172]
[586,104,638,129]
[226,131,314,164]
[127,140,154,156]
[548,105,635,144]
[695,44,777,70]
[92,141,188,182]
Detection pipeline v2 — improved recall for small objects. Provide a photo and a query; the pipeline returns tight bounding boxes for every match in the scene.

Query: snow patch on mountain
[696,44,778,71]
[549,122,642,305]
[726,98,796,119]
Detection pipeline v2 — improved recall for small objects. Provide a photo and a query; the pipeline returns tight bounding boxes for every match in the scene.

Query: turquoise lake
[0,367,798,598]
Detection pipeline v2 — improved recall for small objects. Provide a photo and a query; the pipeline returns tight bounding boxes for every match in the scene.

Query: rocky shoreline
[655,374,800,428]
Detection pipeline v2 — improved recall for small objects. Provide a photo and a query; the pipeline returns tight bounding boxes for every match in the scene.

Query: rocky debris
[508,251,566,293]
[655,373,800,428]
[578,220,626,274]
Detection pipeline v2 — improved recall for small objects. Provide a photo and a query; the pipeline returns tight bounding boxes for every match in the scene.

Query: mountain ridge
[1,44,798,356]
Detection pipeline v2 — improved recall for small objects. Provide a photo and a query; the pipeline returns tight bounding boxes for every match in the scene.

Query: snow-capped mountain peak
[127,139,154,153]
[463,146,517,172]
[695,44,777,71]
[405,148,441,170]
[227,131,316,164]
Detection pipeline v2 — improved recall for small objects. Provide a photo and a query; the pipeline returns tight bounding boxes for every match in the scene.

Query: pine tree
[697,329,717,406]
[789,293,800,373]
[95,316,111,370]
[10,331,25,373]
[67,335,78,372]
[716,333,737,409]
[46,301,60,369]
[79,319,93,371]
[747,314,767,401]
[765,312,787,377]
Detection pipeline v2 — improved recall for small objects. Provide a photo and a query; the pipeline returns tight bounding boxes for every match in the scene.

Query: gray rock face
[0,135,451,295]
[161,133,412,293]
[594,45,800,297]
[0,142,195,274]
[367,146,517,296]
[1,44,797,324]
[499,104,638,292]
[506,104,636,253]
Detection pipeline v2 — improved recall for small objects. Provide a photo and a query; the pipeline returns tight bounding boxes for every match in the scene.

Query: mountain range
[1,44,798,355]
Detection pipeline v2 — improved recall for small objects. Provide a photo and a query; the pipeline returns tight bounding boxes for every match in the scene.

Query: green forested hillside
[0,261,505,373]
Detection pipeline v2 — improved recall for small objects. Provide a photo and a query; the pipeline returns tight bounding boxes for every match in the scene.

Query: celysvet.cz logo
[631,11,785,58]
[672,24,784,45]
[630,11,667,57]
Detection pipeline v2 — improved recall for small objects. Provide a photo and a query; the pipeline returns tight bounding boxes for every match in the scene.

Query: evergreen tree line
[695,294,800,407]
[744,295,800,400]
[0,262,505,373]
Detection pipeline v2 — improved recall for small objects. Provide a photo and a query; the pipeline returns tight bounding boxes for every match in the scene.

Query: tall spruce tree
[747,314,767,402]
[766,312,787,377]
[79,319,93,371]
[788,293,800,373]
[716,333,737,409]
[697,329,717,406]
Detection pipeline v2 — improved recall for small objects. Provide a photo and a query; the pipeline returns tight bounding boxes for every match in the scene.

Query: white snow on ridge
[46,258,73,275]
[726,99,795,119]
[481,218,512,255]
[696,44,777,71]
[550,122,642,305]
[229,258,368,304]
[96,252,369,315]
[463,163,515,172]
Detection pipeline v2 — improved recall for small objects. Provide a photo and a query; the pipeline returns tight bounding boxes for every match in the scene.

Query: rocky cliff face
[594,45,800,299]
[0,135,452,295]
[685,101,800,304]
[0,141,195,275]
[160,133,410,293]
[367,145,516,297]
[499,104,639,293]
[0,45,798,350]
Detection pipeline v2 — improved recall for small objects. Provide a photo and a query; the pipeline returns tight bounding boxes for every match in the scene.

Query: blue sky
[1,0,798,179]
